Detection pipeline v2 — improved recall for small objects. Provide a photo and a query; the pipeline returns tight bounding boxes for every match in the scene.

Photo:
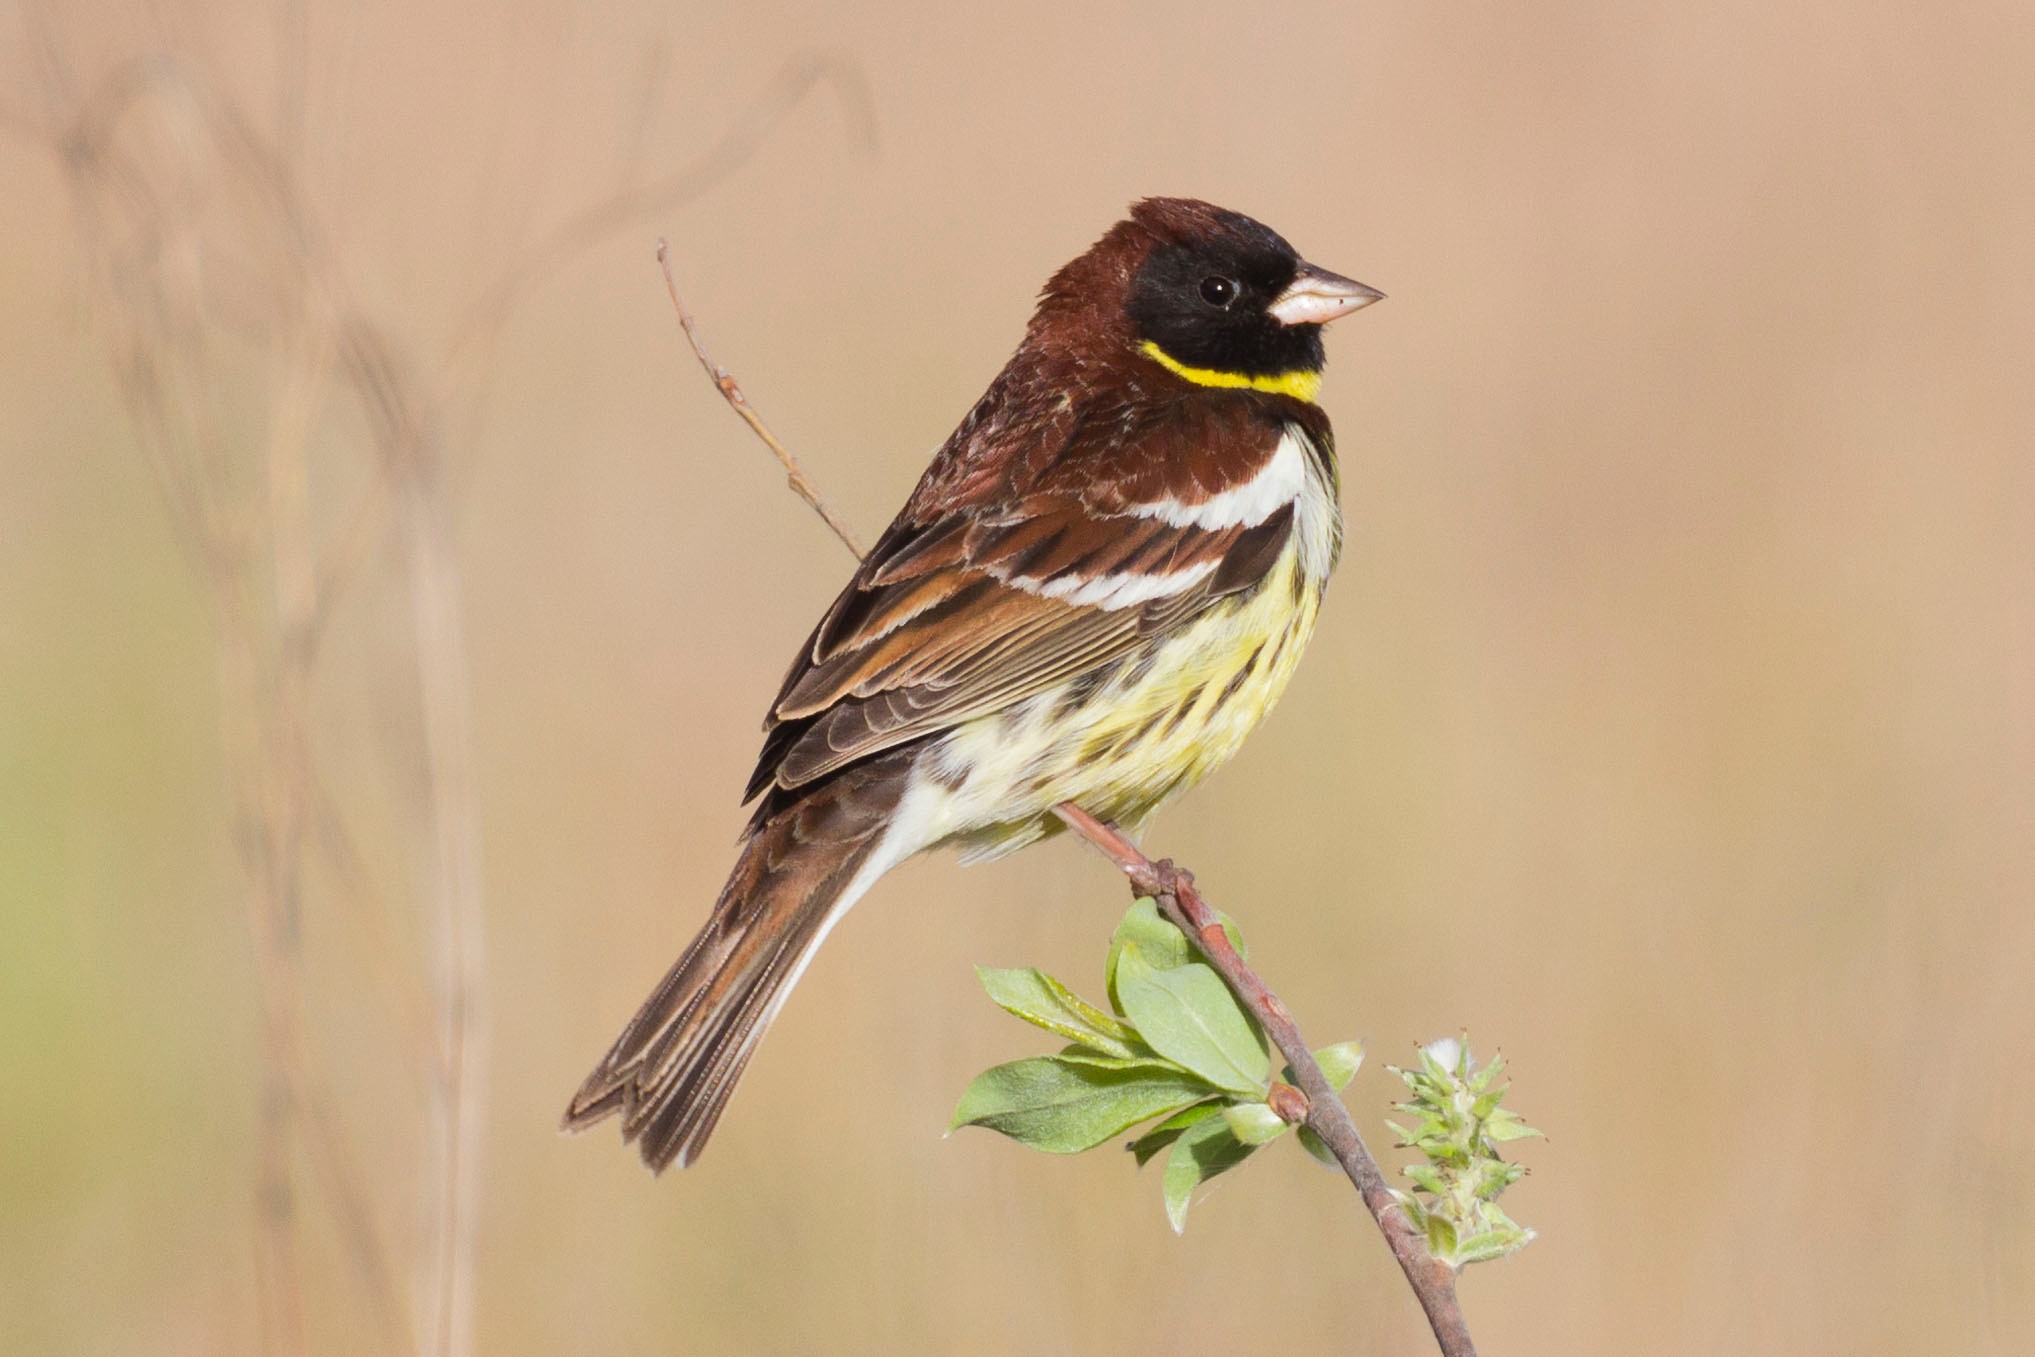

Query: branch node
[1267,1081,1310,1125]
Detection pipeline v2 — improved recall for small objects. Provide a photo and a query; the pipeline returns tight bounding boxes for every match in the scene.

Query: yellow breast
[1044,546,1322,825]
[927,420,1340,861]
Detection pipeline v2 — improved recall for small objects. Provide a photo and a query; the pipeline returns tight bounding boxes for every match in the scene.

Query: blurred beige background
[4,1,2032,1354]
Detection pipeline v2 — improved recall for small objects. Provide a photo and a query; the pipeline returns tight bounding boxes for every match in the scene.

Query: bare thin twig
[659,262,1482,1357]
[656,242,866,557]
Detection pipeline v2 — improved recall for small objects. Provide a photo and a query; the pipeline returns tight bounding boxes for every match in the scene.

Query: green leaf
[1220,1102,1290,1146]
[1296,1125,1338,1168]
[1392,1189,1430,1230]
[1126,1100,1222,1166]
[1106,898,1192,1005]
[1054,1047,1180,1072]
[1484,1111,1543,1143]
[1424,1211,1459,1260]
[1111,944,1269,1096]
[1452,1229,1528,1267]
[1162,1116,1256,1233]
[1474,1161,1527,1200]
[1104,897,1244,1011]
[949,1055,1211,1154]
[1307,1040,1365,1091]
[975,966,1138,1058]
[1404,1163,1447,1196]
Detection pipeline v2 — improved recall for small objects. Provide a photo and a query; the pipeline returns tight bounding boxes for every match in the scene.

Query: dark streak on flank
[1125,705,1171,750]
[1159,694,1201,741]
[1206,643,1265,721]
[1264,631,1291,677]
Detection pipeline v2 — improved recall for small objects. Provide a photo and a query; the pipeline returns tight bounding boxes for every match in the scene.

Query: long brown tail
[564,756,911,1171]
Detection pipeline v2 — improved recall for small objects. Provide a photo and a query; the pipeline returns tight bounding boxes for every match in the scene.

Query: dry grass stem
[26,23,875,1353]
[446,53,874,375]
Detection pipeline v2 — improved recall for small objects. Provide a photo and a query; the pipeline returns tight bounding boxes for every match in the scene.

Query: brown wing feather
[745,380,1328,808]
[748,524,1285,801]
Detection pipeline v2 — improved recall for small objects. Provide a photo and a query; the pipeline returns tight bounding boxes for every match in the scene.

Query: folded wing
[744,400,1321,813]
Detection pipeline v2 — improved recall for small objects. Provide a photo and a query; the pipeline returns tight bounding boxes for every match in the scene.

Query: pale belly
[917,541,1326,861]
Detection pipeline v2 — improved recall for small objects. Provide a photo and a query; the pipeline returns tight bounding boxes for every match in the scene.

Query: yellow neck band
[1138,341,1322,403]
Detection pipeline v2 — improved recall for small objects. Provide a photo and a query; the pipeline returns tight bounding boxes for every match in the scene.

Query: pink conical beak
[1268,264,1385,327]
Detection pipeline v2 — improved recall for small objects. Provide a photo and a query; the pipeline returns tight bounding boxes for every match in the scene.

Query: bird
[564,197,1383,1172]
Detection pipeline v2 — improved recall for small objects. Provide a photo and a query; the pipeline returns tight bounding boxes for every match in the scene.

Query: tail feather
[564,755,912,1171]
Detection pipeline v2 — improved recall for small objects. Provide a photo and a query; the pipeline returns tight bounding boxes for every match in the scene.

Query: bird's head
[1034,197,1382,399]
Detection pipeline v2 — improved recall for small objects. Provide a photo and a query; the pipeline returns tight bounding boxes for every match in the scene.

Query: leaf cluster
[951,899,1361,1232]
[1385,1036,1541,1268]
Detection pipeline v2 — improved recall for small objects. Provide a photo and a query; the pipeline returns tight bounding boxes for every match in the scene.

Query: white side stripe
[1129,434,1304,530]
[1000,559,1218,610]
[989,432,1317,612]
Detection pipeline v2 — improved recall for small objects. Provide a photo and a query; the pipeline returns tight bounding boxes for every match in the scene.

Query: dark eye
[1198,275,1239,309]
